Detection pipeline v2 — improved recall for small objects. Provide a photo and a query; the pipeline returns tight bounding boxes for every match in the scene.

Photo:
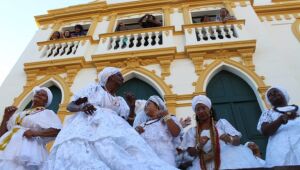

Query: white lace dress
[43,84,178,170]
[257,109,300,167]
[139,117,181,167]
[0,109,62,170]
[181,119,263,170]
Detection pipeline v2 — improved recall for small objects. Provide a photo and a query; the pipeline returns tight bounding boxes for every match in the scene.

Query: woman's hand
[220,133,232,144]
[74,97,88,105]
[82,103,96,115]
[3,106,18,120]
[180,116,192,128]
[135,126,145,134]
[23,130,36,139]
[196,136,209,151]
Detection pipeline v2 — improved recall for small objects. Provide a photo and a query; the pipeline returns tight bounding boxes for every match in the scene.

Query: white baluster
[196,27,202,41]
[119,35,125,49]
[140,33,146,48]
[217,26,225,40]
[72,41,79,54]
[155,31,160,46]
[125,34,130,49]
[147,32,154,46]
[210,26,217,40]
[111,36,117,50]
[49,44,58,58]
[59,42,67,56]
[226,24,234,38]
[231,24,238,38]
[132,34,139,48]
[201,27,208,41]
[65,42,73,55]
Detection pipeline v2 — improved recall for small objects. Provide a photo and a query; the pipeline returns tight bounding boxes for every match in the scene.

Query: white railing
[37,36,93,59]
[183,20,249,45]
[95,26,175,54]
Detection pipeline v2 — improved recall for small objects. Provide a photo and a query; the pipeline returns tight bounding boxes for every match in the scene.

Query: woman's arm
[23,128,60,138]
[161,113,180,137]
[0,106,18,137]
[261,115,287,136]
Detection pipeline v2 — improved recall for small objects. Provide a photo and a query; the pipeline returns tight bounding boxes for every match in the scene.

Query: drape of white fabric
[181,119,263,170]
[0,109,62,170]
[139,117,181,167]
[43,84,178,170]
[257,109,300,167]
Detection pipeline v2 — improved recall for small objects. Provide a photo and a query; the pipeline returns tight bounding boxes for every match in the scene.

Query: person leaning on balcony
[181,95,263,170]
[139,14,162,28]
[115,22,128,32]
[201,15,211,23]
[72,24,85,37]
[257,86,300,167]
[216,8,236,23]
[135,95,182,167]
[0,87,62,170]
[63,30,71,39]
[50,31,62,40]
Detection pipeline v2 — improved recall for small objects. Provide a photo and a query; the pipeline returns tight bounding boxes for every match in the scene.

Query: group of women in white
[0,66,299,170]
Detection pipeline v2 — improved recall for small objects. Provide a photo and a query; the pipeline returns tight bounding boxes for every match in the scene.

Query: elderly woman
[181,95,262,170]
[0,87,62,170]
[43,67,178,170]
[257,86,300,167]
[135,96,181,166]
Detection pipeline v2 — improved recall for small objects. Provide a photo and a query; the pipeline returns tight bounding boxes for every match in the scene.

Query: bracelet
[163,114,172,122]
[229,136,234,144]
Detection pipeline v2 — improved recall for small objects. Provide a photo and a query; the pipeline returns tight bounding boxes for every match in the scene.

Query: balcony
[94,26,175,54]
[183,20,251,46]
[36,36,94,61]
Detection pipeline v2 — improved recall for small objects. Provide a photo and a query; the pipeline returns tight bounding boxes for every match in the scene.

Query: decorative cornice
[35,0,234,26]
[254,2,300,18]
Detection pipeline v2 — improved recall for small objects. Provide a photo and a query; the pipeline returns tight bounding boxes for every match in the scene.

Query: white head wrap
[192,95,212,112]
[265,86,290,106]
[146,95,167,111]
[98,67,120,87]
[33,86,53,107]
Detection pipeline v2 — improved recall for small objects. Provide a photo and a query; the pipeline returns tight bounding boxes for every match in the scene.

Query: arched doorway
[24,86,62,113]
[117,78,161,100]
[206,70,268,157]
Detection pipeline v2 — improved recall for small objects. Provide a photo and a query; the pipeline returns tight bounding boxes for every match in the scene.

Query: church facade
[1,0,300,154]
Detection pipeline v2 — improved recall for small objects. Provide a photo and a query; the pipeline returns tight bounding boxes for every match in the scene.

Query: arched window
[117,78,161,100]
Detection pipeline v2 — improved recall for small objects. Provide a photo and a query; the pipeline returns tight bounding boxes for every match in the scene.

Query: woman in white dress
[0,87,62,170]
[43,67,178,170]
[135,96,181,167]
[257,86,300,167]
[181,95,262,170]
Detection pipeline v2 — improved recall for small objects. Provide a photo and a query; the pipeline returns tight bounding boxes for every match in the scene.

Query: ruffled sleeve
[216,119,242,137]
[257,110,273,133]
[34,109,62,130]
[180,127,196,150]
[71,83,98,102]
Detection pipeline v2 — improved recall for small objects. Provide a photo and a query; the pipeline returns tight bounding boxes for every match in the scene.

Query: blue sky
[0,0,90,86]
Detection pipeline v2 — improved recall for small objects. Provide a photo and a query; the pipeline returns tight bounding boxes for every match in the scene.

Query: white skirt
[43,108,178,170]
[0,127,48,170]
